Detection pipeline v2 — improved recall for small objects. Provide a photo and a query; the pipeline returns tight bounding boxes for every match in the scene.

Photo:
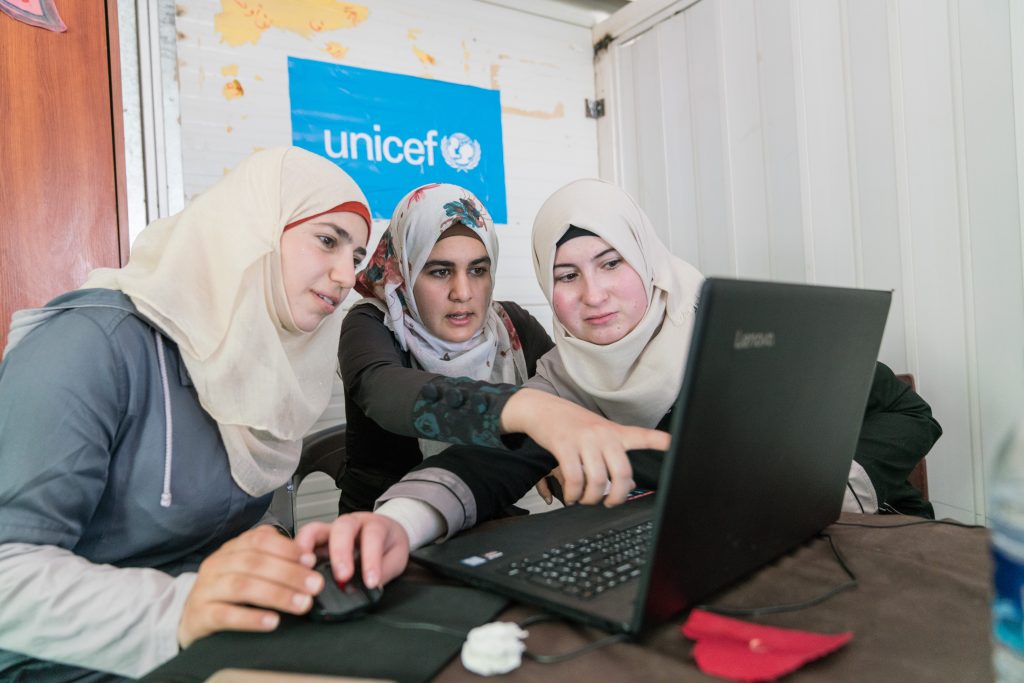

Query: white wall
[173,0,601,523]
[595,0,1024,524]
[174,0,603,342]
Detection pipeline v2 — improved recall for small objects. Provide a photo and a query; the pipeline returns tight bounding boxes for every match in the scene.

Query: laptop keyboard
[501,521,653,600]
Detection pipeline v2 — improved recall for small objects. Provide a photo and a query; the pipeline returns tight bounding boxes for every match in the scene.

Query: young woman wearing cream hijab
[527,178,705,428]
[0,147,377,679]
[524,179,938,517]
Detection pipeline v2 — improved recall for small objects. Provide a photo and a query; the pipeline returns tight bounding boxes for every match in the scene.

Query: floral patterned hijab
[354,183,527,406]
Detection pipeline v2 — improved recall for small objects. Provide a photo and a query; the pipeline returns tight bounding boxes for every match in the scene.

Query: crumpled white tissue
[460,621,529,675]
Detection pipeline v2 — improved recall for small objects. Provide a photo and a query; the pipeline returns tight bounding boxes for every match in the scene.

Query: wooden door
[0,0,127,355]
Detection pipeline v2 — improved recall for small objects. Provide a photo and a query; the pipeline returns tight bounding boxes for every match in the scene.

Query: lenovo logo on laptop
[734,330,775,350]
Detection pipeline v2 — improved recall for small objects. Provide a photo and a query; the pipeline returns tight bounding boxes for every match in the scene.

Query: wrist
[172,571,199,651]
[376,500,444,549]
[500,387,538,434]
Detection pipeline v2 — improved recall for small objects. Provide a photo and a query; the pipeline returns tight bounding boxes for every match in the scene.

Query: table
[146,513,993,682]
[435,513,992,682]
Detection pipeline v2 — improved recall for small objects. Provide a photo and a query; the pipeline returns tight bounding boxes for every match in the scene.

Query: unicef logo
[441,133,482,172]
[321,125,485,172]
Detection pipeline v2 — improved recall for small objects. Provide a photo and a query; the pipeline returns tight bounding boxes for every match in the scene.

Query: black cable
[368,612,629,665]
[846,482,866,513]
[697,533,857,617]
[518,613,558,628]
[367,614,468,638]
[834,518,984,529]
[516,614,629,663]
[524,633,630,664]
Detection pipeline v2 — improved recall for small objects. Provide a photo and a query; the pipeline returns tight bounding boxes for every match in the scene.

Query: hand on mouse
[295,512,410,590]
[177,525,322,649]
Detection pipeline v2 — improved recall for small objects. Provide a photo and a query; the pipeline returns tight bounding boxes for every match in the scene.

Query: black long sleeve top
[337,301,554,512]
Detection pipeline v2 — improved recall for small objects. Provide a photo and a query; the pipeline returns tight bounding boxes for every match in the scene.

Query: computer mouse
[308,552,384,622]
[544,474,565,505]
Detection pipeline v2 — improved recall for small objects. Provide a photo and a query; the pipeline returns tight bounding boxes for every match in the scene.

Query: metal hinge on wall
[585,98,605,119]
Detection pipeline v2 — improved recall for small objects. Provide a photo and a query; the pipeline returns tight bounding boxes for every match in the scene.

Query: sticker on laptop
[460,550,504,567]
[627,488,655,501]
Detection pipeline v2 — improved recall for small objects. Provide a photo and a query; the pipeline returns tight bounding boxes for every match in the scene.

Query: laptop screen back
[635,278,891,629]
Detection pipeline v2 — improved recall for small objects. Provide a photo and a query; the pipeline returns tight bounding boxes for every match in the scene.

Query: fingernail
[306,573,323,592]
[334,561,346,577]
[365,569,378,587]
[300,553,316,567]
[293,593,312,610]
[262,613,279,629]
[544,495,552,505]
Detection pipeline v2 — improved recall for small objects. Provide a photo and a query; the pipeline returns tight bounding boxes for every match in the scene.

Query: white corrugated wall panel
[655,13,701,265]
[955,0,1023,520]
[596,0,1024,523]
[753,1,806,284]
[682,0,734,276]
[892,0,975,519]
[845,0,907,369]
[719,0,771,279]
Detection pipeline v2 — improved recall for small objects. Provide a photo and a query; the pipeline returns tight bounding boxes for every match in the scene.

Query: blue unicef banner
[289,57,507,223]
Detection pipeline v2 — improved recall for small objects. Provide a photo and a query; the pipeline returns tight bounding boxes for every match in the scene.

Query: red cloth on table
[681,609,853,682]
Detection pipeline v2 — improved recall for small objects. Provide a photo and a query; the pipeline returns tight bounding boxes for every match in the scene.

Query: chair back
[268,424,347,535]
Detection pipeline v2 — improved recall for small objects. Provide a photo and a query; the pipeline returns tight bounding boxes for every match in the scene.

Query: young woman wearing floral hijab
[0,147,375,679]
[338,183,555,514]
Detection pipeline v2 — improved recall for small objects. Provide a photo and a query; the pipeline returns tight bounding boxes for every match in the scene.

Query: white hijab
[353,183,527,455]
[83,147,370,496]
[531,178,704,428]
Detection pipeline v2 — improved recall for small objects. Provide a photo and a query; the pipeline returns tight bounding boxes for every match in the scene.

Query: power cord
[834,518,984,529]
[517,614,629,663]
[368,612,630,664]
[697,533,857,617]
[846,482,866,513]
[367,614,468,638]
[698,517,983,617]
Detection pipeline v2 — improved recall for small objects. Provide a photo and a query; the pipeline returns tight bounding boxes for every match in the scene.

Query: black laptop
[413,278,891,634]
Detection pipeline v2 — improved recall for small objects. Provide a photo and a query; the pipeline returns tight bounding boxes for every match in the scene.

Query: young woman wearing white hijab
[0,147,379,679]
[525,179,939,517]
[527,179,705,427]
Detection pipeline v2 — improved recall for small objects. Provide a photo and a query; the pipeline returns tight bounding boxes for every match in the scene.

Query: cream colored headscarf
[83,147,370,496]
[531,178,704,428]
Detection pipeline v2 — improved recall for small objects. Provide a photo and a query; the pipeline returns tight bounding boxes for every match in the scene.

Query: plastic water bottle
[992,427,1024,682]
